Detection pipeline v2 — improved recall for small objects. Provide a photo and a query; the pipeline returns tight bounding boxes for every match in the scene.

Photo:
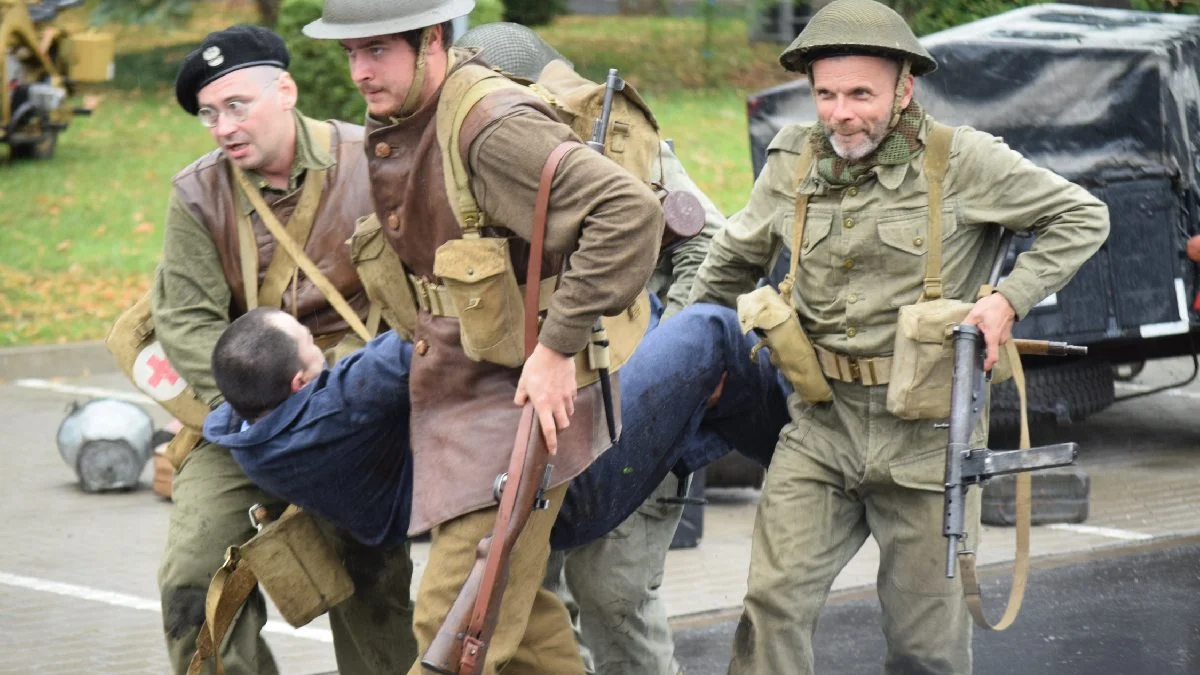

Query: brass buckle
[847,358,862,382]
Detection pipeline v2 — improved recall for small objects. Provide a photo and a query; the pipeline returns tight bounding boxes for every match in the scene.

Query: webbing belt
[814,346,892,386]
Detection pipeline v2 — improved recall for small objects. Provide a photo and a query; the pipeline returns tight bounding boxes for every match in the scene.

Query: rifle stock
[420,404,553,675]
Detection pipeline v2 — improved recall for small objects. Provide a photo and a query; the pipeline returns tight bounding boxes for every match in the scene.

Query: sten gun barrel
[942,324,1081,579]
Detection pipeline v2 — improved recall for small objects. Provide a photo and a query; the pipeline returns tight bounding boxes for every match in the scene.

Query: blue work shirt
[204,332,414,547]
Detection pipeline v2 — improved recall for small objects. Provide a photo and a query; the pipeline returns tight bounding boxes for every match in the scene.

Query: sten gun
[420,404,554,674]
[941,325,1084,578]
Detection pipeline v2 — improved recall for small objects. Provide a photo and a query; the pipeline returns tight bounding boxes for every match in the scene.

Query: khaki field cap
[302,0,475,40]
[780,0,936,76]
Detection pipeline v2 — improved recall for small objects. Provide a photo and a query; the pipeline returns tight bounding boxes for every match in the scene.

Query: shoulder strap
[436,65,530,237]
[958,338,1032,631]
[232,167,372,343]
[921,121,955,300]
[777,139,815,300]
[256,121,333,307]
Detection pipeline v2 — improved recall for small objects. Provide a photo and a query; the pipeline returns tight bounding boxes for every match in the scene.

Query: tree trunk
[256,0,282,26]
[618,0,670,16]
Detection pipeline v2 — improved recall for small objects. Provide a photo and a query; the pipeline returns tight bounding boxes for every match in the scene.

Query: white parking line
[1045,523,1154,541]
[1114,382,1200,401]
[0,571,332,643]
[12,378,154,406]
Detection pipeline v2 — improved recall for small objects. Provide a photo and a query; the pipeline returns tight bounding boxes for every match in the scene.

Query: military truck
[2,0,114,159]
[745,3,1200,430]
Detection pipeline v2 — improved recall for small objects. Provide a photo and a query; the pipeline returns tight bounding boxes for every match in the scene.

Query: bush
[469,0,505,26]
[907,0,1038,36]
[277,0,365,123]
[502,0,568,26]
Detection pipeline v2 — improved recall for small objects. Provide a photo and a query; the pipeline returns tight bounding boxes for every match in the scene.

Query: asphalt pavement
[674,536,1200,675]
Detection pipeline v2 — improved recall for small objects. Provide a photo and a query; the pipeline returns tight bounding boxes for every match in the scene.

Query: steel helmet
[302,0,476,40]
[780,0,936,76]
[454,22,571,81]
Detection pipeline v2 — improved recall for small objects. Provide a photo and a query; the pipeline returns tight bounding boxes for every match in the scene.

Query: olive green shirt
[648,141,726,318]
[690,117,1110,356]
[151,110,332,406]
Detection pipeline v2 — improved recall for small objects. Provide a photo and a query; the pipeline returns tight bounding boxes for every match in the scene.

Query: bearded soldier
[153,25,415,675]
[689,1,1109,672]
[303,2,664,672]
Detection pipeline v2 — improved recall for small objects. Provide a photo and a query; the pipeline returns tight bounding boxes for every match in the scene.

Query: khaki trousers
[546,473,684,675]
[730,381,984,675]
[410,484,585,675]
[158,441,417,675]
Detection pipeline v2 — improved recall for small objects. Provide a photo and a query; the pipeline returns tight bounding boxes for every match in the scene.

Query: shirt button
[848,293,858,303]
[846,327,858,338]
[914,236,925,246]
[843,218,855,229]
[847,187,858,197]
[415,339,429,356]
[843,258,855,270]
[374,142,392,158]
[387,213,400,230]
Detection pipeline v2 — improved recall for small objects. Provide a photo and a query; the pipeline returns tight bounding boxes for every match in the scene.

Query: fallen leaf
[94,224,107,236]
[133,222,155,235]
[56,240,72,252]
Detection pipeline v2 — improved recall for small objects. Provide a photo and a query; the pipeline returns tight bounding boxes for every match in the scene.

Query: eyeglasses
[197,78,278,128]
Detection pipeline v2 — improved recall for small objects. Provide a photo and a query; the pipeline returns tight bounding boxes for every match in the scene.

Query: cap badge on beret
[202,46,224,67]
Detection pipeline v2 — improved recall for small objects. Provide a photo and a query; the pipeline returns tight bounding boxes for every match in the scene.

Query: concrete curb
[0,340,120,381]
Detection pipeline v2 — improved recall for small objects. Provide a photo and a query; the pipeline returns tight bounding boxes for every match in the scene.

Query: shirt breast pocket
[877,207,958,308]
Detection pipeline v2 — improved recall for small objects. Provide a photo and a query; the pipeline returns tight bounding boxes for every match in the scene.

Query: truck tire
[989,358,1114,433]
[704,453,765,489]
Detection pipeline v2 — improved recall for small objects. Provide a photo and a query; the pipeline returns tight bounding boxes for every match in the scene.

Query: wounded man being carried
[203,301,788,551]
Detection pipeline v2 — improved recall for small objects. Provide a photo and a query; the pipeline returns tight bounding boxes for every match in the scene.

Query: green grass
[0,13,798,346]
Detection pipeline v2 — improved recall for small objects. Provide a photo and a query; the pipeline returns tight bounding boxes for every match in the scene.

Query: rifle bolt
[933,423,949,429]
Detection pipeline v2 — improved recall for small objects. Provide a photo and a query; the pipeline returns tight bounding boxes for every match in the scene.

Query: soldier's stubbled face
[341,32,437,119]
[811,55,913,161]
[197,66,298,173]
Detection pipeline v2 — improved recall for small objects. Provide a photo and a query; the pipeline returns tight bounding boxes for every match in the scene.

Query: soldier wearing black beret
[151,23,417,675]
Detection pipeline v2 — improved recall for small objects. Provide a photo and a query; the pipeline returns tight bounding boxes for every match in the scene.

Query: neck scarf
[812,100,926,186]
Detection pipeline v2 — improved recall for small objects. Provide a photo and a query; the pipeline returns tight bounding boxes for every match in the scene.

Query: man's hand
[514,343,577,455]
[962,292,1016,371]
[706,372,728,409]
[1187,235,1200,263]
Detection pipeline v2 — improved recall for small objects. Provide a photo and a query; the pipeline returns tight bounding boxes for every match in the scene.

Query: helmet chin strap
[396,27,435,119]
[888,59,912,129]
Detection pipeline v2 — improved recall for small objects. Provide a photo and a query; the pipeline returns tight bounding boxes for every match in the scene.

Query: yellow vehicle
[2,0,113,159]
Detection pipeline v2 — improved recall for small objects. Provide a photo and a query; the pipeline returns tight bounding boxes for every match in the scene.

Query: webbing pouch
[237,509,354,628]
[349,213,419,341]
[737,285,832,404]
[433,236,526,368]
[886,298,974,419]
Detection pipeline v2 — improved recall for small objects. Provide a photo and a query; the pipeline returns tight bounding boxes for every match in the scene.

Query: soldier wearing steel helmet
[303,2,664,673]
[690,0,1109,672]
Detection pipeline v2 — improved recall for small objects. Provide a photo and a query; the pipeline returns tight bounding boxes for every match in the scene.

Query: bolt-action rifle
[420,140,583,674]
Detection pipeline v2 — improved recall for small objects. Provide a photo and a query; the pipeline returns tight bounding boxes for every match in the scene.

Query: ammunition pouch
[349,213,419,341]
[434,236,527,368]
[886,298,974,420]
[737,285,832,404]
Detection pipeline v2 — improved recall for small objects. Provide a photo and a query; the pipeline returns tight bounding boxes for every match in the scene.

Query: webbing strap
[186,548,258,675]
[436,64,526,236]
[232,168,372,343]
[777,142,815,300]
[233,120,332,310]
[958,338,1031,631]
[921,122,954,300]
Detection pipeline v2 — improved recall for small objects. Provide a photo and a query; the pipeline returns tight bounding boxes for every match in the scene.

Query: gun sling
[958,338,1032,631]
[455,140,582,675]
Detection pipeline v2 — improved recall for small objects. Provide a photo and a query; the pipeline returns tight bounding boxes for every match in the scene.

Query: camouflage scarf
[812,100,926,187]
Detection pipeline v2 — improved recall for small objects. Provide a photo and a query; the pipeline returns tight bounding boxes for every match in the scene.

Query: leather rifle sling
[958,339,1032,630]
[459,141,581,674]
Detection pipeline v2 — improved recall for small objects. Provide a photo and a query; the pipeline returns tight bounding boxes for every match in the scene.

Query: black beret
[175,24,290,115]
